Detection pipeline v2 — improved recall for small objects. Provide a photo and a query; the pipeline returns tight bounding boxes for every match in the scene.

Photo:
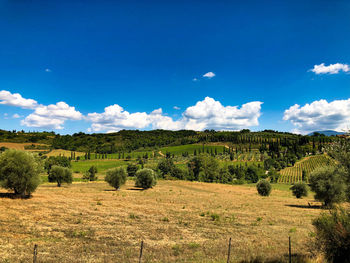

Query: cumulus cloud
[87,97,262,132]
[183,97,262,130]
[21,102,83,129]
[283,99,350,134]
[12,114,21,118]
[203,72,216,78]
[0,90,38,109]
[173,106,180,110]
[310,63,350,74]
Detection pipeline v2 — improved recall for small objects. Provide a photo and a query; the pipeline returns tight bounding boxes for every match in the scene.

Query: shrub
[0,149,42,197]
[135,168,156,189]
[105,167,127,190]
[49,165,73,187]
[312,208,350,263]
[126,163,139,177]
[83,165,98,181]
[309,166,346,207]
[290,182,308,198]
[256,179,271,196]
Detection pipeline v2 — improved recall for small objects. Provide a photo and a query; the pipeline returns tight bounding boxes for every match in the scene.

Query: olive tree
[49,165,73,187]
[135,168,157,189]
[309,166,346,207]
[0,150,42,197]
[290,182,308,198]
[105,167,127,190]
[256,179,272,196]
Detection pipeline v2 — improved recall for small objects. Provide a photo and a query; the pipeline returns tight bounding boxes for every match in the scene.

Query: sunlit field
[0,180,322,262]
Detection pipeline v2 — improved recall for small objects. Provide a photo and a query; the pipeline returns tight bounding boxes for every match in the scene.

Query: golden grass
[0,181,322,262]
[0,142,47,151]
[46,149,85,158]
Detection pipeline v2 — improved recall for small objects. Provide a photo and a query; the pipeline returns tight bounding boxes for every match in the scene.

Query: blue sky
[0,0,350,134]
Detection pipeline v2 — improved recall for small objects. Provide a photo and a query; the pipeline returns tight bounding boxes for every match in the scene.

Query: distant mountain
[308,130,345,136]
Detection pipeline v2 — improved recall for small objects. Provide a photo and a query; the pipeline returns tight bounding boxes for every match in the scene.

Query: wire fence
[31,236,295,263]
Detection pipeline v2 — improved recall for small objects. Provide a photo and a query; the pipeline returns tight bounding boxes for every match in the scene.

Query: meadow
[0,180,321,262]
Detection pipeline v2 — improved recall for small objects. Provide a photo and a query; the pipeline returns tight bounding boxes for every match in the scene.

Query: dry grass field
[0,142,47,151]
[0,180,322,262]
[46,149,85,158]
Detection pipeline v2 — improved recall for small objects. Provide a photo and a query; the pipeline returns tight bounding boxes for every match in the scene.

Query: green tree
[105,167,127,190]
[157,159,175,177]
[290,182,308,198]
[309,166,346,207]
[135,168,156,189]
[126,163,139,177]
[49,165,73,187]
[44,156,71,174]
[0,150,42,197]
[256,179,271,196]
[312,208,350,263]
[83,165,98,181]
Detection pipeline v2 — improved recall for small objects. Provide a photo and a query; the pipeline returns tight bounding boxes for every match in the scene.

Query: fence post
[289,236,291,263]
[139,240,144,263]
[33,244,38,263]
[227,237,232,263]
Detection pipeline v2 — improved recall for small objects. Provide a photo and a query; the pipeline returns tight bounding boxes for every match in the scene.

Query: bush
[126,163,139,177]
[49,165,73,187]
[0,149,42,197]
[105,167,127,190]
[256,179,271,196]
[309,166,346,207]
[83,165,98,181]
[135,168,156,189]
[312,208,350,263]
[290,182,308,198]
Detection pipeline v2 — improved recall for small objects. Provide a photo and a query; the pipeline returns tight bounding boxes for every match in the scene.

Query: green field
[160,144,226,156]
[71,159,128,173]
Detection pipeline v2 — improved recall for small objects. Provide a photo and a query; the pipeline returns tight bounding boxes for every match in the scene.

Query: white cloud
[45,68,51,72]
[183,97,262,130]
[203,72,216,78]
[12,114,21,118]
[87,97,262,132]
[283,98,350,134]
[21,102,83,129]
[173,106,180,110]
[0,90,38,109]
[310,63,350,74]
[192,78,198,82]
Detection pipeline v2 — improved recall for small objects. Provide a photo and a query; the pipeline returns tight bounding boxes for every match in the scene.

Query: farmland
[278,155,336,183]
[0,180,322,262]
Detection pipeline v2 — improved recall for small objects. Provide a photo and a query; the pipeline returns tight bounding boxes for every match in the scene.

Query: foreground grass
[0,180,321,262]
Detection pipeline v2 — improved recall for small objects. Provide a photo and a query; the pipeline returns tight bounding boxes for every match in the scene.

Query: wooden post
[139,240,144,263]
[289,236,291,263]
[227,237,232,263]
[33,244,38,263]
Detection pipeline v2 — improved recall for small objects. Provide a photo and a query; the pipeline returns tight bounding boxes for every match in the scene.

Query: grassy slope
[0,180,321,262]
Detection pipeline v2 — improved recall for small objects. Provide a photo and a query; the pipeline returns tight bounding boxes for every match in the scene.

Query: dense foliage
[0,150,42,196]
[135,168,157,189]
[49,165,73,187]
[309,166,346,207]
[290,182,308,198]
[83,165,98,181]
[45,156,71,174]
[313,208,350,263]
[256,180,272,196]
[105,167,127,190]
